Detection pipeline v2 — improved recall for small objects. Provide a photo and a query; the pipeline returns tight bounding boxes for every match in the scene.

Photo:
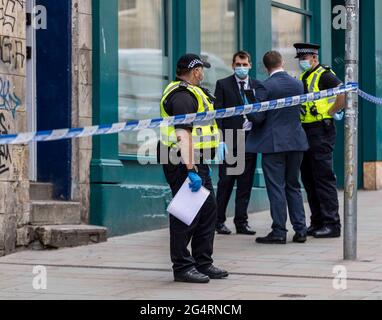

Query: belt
[302,119,334,129]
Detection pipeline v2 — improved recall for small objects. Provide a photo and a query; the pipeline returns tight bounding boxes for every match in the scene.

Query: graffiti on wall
[0,112,11,174]
[0,76,21,118]
[0,75,21,176]
[0,0,25,181]
[0,35,25,71]
[0,0,24,33]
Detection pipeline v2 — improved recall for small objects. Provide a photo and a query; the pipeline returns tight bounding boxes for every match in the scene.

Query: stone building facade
[71,0,93,223]
[0,0,29,256]
[0,0,105,257]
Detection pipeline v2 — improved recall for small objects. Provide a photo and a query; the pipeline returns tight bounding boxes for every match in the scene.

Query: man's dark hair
[263,51,283,70]
[233,51,252,64]
[176,68,192,77]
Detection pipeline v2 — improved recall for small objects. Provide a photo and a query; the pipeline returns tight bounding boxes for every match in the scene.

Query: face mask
[299,60,312,71]
[235,67,250,79]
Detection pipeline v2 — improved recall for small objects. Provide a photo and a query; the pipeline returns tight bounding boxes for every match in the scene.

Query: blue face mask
[299,60,312,71]
[235,67,250,79]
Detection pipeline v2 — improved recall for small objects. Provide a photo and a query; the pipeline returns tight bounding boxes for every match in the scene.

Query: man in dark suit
[246,51,309,244]
[214,51,266,236]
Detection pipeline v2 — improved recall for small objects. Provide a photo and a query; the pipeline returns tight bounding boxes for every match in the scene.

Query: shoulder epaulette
[322,65,332,71]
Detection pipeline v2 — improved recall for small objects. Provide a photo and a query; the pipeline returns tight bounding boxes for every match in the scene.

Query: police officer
[158,53,229,283]
[294,43,345,239]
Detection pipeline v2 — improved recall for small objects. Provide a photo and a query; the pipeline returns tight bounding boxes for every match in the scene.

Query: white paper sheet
[167,178,211,226]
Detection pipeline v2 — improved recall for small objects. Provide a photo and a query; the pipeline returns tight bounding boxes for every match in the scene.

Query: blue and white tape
[358,89,382,105]
[0,82,370,146]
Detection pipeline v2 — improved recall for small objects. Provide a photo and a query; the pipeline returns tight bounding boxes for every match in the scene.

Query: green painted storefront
[90,0,382,236]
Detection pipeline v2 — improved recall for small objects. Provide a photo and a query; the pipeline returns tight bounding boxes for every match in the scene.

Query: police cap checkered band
[188,59,204,69]
[294,43,321,58]
[296,48,319,55]
[177,53,211,70]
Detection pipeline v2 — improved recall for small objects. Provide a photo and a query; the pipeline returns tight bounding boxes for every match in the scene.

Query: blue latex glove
[209,166,212,177]
[333,111,344,122]
[188,171,202,193]
[217,142,228,162]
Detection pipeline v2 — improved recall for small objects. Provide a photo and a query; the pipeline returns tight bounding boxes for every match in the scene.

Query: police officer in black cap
[158,53,228,283]
[293,43,345,238]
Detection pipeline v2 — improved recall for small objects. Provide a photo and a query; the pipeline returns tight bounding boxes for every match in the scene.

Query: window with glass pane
[201,0,238,93]
[272,3,309,77]
[275,0,305,9]
[118,0,168,156]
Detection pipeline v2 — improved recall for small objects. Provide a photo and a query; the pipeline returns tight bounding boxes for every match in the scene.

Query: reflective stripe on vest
[300,66,337,124]
[160,81,220,150]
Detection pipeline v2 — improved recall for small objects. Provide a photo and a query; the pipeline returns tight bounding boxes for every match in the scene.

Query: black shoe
[197,265,229,279]
[293,232,307,243]
[236,224,256,235]
[174,268,210,284]
[256,233,286,244]
[307,225,321,236]
[216,223,232,235]
[313,225,341,239]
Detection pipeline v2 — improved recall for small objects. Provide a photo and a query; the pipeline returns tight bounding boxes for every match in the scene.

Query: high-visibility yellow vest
[160,81,220,150]
[300,66,337,124]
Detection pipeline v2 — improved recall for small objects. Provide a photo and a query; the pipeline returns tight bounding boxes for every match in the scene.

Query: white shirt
[270,68,285,77]
[235,75,250,90]
[234,75,252,131]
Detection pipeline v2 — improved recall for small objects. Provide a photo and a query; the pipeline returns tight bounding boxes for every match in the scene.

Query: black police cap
[293,43,321,58]
[177,53,211,70]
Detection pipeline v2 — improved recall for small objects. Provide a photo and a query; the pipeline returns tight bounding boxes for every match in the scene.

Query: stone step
[30,182,54,201]
[34,225,107,249]
[30,201,81,225]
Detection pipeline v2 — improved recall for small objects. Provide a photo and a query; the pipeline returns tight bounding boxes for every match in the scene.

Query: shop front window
[201,0,239,93]
[118,0,169,156]
[272,1,311,77]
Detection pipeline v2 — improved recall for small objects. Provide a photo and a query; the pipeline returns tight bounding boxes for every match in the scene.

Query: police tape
[0,82,369,146]
[358,89,382,105]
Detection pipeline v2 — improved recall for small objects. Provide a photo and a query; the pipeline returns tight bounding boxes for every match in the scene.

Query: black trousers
[301,121,341,228]
[163,163,217,274]
[216,152,257,227]
[262,152,307,237]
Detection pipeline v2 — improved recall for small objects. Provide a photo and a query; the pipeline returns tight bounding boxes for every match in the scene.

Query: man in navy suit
[246,51,309,244]
[214,51,266,236]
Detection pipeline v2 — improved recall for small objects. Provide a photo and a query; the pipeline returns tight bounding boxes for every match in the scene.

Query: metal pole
[344,0,359,261]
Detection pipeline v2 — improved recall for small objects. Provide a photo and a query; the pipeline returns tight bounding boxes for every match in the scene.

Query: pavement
[1,190,382,300]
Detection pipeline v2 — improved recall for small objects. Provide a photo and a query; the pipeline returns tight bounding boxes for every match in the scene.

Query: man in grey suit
[246,51,309,244]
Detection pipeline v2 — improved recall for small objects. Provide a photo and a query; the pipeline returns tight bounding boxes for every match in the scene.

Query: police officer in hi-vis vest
[293,43,346,239]
[158,54,229,284]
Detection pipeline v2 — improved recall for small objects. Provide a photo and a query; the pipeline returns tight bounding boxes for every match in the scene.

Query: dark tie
[239,81,251,131]
[239,81,246,102]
